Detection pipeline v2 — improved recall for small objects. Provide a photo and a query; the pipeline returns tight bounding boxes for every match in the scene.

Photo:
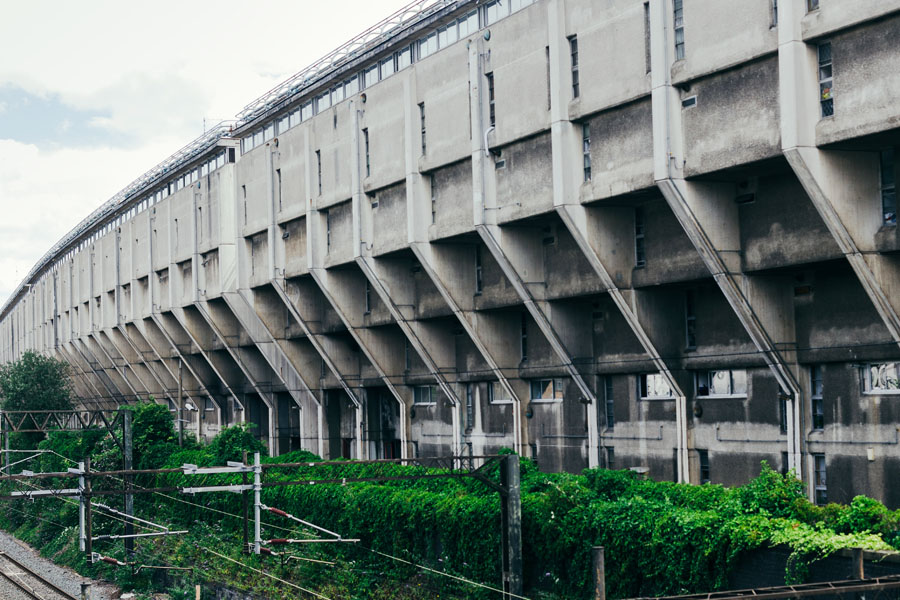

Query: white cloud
[0,0,410,306]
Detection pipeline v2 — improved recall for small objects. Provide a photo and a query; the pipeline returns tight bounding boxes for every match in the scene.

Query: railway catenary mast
[3,0,900,506]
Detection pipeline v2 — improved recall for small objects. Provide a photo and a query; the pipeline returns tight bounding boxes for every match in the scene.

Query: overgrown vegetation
[0,401,898,599]
[0,351,72,448]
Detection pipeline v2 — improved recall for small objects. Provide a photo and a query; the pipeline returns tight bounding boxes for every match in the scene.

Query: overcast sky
[0,0,410,306]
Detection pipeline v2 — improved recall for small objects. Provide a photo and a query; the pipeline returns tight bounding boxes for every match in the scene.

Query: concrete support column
[651,0,803,476]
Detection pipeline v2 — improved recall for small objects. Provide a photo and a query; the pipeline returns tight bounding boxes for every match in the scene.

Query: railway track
[0,551,80,600]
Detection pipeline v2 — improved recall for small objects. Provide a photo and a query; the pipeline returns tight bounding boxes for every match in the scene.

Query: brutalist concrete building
[3,0,900,506]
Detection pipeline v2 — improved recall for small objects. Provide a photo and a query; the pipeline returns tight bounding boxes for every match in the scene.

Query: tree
[0,351,73,448]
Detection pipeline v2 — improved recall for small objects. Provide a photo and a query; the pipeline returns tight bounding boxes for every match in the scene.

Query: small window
[363,65,379,90]
[605,377,614,429]
[698,449,710,484]
[465,383,475,430]
[684,290,697,349]
[520,311,528,361]
[568,35,579,98]
[634,208,646,268]
[344,76,359,98]
[325,209,331,250]
[807,0,819,12]
[861,362,900,394]
[582,123,592,182]
[413,385,438,405]
[681,96,697,108]
[780,393,789,434]
[474,246,483,295]
[488,381,513,404]
[880,149,896,225]
[673,0,685,61]
[362,128,370,178]
[419,103,426,155]
[818,43,833,117]
[316,150,323,196]
[397,45,412,70]
[605,446,615,470]
[364,280,371,315]
[530,378,565,402]
[380,55,395,78]
[639,373,673,400]
[813,453,827,505]
[696,369,748,397]
[486,72,496,128]
[430,174,437,224]
[643,2,651,73]
[811,365,824,430]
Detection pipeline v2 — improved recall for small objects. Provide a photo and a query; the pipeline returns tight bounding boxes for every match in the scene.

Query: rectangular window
[344,76,359,98]
[301,101,313,121]
[643,2,651,73]
[316,91,331,114]
[605,377,614,429]
[331,85,344,106]
[325,210,331,250]
[380,55,395,78]
[673,0,685,60]
[362,128,370,177]
[811,365,824,430]
[364,65,379,89]
[568,35,580,98]
[807,0,819,11]
[582,123,592,182]
[465,383,475,430]
[364,280,371,314]
[430,174,437,224]
[419,103,426,155]
[488,381,513,404]
[818,43,833,117]
[685,290,697,349]
[405,339,411,371]
[813,453,827,505]
[781,451,789,476]
[458,10,478,37]
[861,362,900,394]
[418,32,438,60]
[772,0,778,27]
[605,446,615,470]
[780,393,789,434]
[397,46,412,70]
[486,72,496,128]
[696,369,748,397]
[881,149,896,225]
[316,150,322,196]
[276,168,282,212]
[639,373,673,400]
[634,208,646,268]
[474,246,483,295]
[698,449,710,484]
[530,378,565,402]
[437,23,458,48]
[413,385,437,405]
[520,311,528,361]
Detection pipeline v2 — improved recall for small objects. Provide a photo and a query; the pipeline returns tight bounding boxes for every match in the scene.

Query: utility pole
[78,461,86,552]
[253,452,262,554]
[500,454,523,599]
[84,457,92,559]
[241,451,249,553]
[593,546,606,600]
[123,410,134,560]
[177,360,184,447]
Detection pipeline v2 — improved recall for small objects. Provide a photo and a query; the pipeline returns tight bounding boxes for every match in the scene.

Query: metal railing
[234,0,465,128]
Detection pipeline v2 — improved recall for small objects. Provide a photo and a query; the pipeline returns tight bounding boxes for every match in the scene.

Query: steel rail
[0,551,80,600]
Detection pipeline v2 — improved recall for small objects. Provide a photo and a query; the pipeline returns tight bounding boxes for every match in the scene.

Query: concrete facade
[3,0,900,506]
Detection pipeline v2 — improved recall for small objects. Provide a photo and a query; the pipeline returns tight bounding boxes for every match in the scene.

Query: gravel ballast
[0,529,119,599]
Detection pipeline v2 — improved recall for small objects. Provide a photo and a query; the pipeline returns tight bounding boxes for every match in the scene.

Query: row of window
[241,0,537,156]
[640,363,900,402]
[56,149,231,267]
